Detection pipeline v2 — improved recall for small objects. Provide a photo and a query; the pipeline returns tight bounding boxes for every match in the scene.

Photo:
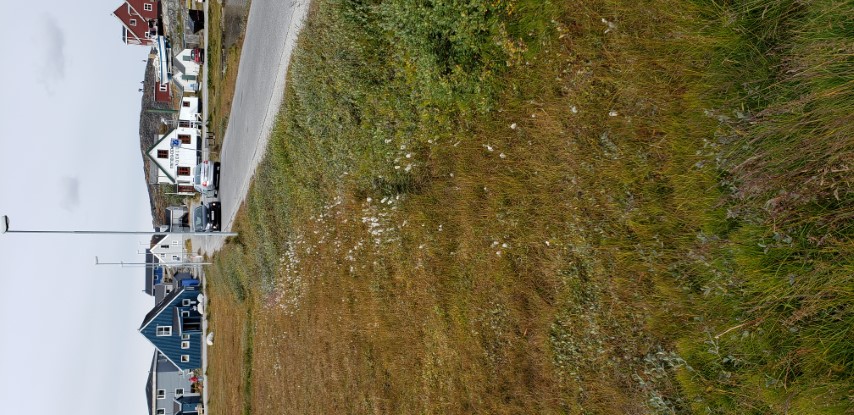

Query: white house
[179,96,201,127]
[146,127,201,185]
[150,233,187,265]
[173,49,200,92]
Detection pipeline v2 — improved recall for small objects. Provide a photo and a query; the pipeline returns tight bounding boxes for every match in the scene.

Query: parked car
[193,202,221,232]
[193,161,220,197]
[192,47,205,64]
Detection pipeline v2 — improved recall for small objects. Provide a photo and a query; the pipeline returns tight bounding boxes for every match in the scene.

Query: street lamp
[1,215,236,237]
[94,256,212,266]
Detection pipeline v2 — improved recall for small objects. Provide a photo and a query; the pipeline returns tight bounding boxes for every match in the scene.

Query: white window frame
[156,389,165,399]
[181,311,190,317]
[144,3,153,11]
[181,341,190,349]
[182,334,190,340]
[175,388,184,397]
[181,355,190,363]
[157,410,165,415]
[129,18,137,26]
[156,326,172,336]
[182,299,192,307]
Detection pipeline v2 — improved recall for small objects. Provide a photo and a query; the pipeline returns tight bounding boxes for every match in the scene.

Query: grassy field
[205,0,247,157]
[206,0,853,413]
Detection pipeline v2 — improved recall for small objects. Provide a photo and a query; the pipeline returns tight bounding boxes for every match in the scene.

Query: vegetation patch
[206,0,853,413]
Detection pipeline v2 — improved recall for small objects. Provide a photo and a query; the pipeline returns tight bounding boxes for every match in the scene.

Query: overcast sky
[0,1,156,413]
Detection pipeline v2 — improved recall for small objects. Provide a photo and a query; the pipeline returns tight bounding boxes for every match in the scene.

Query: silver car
[193,161,220,197]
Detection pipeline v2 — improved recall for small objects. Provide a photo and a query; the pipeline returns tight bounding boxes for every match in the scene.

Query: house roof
[145,127,177,183]
[146,351,157,415]
[145,249,156,295]
[140,287,183,331]
[139,287,203,371]
[151,234,167,246]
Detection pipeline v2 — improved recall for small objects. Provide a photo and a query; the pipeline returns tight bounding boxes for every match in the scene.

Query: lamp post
[1,215,236,237]
[94,257,212,266]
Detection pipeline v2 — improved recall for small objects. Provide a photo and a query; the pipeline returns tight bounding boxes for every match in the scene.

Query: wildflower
[510,123,517,129]
[499,153,507,159]
[601,18,616,33]
[484,144,494,152]
[571,106,578,114]
[609,110,618,117]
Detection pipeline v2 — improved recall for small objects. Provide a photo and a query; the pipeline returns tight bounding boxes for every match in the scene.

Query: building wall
[154,352,196,415]
[179,97,200,122]
[151,234,186,264]
[114,1,159,46]
[140,288,203,372]
[148,127,201,184]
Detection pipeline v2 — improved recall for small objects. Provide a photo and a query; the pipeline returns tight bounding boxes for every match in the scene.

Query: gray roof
[146,352,156,415]
[141,288,184,331]
[145,250,156,296]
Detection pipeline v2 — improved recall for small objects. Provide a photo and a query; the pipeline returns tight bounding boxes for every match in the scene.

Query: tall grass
[205,0,854,413]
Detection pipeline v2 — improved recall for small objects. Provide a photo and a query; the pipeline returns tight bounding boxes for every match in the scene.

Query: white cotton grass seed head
[609,110,618,117]
[571,106,578,114]
[510,123,517,130]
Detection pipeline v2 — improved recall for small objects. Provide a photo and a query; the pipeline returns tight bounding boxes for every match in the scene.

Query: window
[178,134,191,144]
[161,244,169,249]
[156,326,172,336]
[172,240,179,245]
[159,83,168,92]
[181,355,190,363]
[172,255,180,261]
[157,410,165,415]
[182,311,190,317]
[175,388,184,397]
[183,75,197,81]
[144,3,153,11]
[182,100,191,107]
[183,55,194,62]
[177,166,191,176]
[129,18,137,26]
[181,341,190,349]
[182,334,190,340]
[157,150,168,159]
[182,299,192,307]
[156,389,165,399]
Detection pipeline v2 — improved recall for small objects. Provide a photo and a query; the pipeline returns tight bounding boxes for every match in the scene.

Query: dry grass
[205,0,246,157]
[205,0,854,413]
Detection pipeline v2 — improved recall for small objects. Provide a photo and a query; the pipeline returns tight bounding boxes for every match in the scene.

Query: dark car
[193,202,221,232]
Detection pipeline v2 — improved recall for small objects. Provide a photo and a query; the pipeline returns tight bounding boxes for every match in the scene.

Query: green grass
[206,0,854,413]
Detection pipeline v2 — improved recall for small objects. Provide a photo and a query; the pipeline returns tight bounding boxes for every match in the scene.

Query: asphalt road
[196,0,309,254]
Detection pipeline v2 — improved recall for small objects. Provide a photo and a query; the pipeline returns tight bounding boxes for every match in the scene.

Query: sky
[0,1,157,414]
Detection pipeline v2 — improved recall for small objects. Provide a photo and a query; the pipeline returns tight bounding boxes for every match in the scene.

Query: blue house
[139,287,203,372]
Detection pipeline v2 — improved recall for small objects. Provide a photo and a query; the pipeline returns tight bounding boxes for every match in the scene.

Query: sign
[171,138,181,148]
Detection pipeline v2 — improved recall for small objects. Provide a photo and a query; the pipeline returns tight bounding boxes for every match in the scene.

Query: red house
[112,0,160,46]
